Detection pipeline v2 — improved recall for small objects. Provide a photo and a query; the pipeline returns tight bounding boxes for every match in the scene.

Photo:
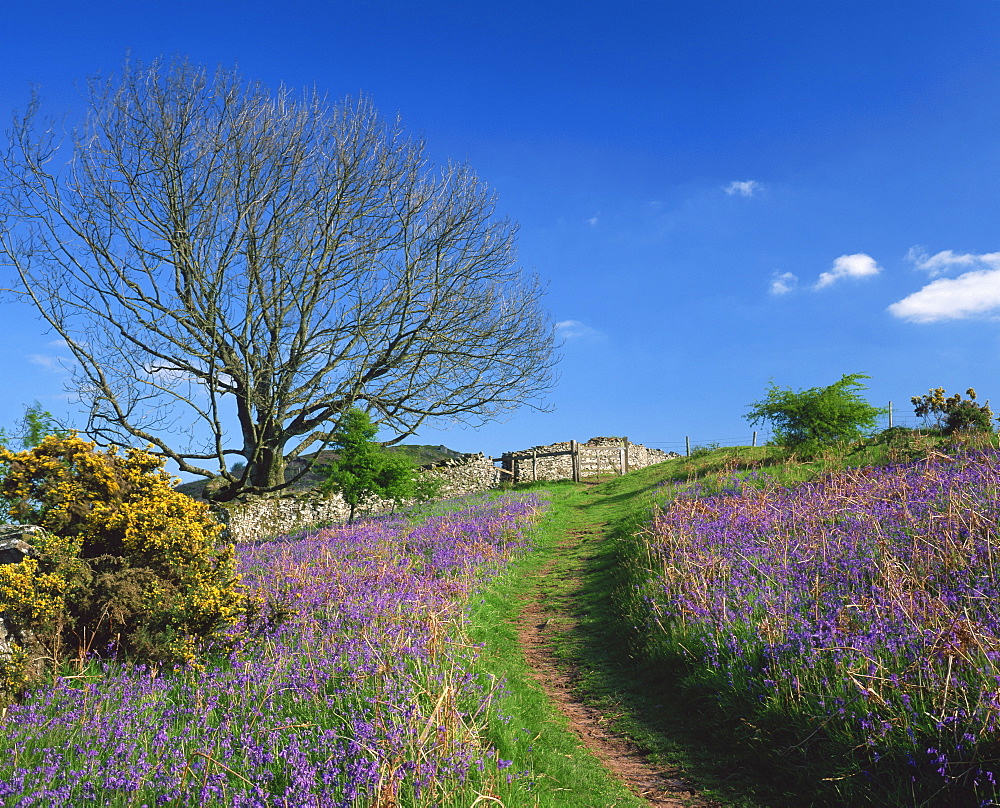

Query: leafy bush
[911,387,995,434]
[745,373,886,455]
[0,436,244,694]
[945,399,994,434]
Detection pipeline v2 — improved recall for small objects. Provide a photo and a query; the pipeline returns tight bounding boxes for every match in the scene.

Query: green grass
[180,432,1000,804]
[464,436,997,807]
[464,480,649,807]
[387,444,464,465]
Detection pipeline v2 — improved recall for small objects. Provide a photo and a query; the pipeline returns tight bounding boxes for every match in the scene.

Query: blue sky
[3,0,1000,463]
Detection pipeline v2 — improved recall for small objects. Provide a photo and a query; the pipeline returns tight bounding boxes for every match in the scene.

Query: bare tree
[0,57,557,501]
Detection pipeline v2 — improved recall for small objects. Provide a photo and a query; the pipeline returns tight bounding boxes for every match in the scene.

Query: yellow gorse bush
[0,435,244,697]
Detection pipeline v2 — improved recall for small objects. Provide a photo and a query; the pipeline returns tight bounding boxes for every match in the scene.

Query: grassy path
[513,480,709,807]
[468,466,793,807]
[465,469,746,806]
[466,481,651,807]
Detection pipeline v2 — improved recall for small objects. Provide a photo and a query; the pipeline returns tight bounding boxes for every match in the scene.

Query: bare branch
[0,56,557,500]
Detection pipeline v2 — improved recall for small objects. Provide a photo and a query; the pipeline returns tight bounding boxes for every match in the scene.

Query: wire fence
[638,403,933,457]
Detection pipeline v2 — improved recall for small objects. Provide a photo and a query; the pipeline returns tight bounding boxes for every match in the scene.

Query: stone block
[0,525,44,565]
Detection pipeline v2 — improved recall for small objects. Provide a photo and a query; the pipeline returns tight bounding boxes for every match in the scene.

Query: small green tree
[0,402,71,521]
[320,409,439,521]
[745,373,886,454]
[0,401,70,450]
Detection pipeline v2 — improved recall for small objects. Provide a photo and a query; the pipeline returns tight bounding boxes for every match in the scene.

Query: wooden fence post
[532,449,537,481]
[624,438,630,474]
[752,431,757,447]
[685,436,690,457]
[571,440,579,482]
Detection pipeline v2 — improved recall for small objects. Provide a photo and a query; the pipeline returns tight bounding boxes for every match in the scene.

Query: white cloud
[29,354,68,373]
[555,319,604,340]
[889,249,1000,322]
[769,271,798,295]
[586,213,600,226]
[905,246,1000,277]
[814,253,882,289]
[724,180,762,198]
[889,266,1000,322]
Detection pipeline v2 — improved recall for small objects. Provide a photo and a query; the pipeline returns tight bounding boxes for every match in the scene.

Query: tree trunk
[251,448,286,492]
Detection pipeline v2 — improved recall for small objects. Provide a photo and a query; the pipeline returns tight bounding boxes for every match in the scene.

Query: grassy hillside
[387,443,465,465]
[529,432,1000,806]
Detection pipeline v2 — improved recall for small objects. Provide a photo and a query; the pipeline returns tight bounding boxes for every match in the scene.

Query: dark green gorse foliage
[745,373,886,454]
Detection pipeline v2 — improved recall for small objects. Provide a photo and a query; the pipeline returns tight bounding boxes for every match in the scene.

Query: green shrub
[745,373,886,455]
[945,399,994,434]
[688,442,721,460]
[0,435,244,696]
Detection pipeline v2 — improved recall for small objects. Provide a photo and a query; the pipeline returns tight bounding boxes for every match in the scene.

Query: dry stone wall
[500,437,677,483]
[216,493,357,545]
[501,440,574,482]
[217,442,675,544]
[220,453,503,545]
[418,453,503,498]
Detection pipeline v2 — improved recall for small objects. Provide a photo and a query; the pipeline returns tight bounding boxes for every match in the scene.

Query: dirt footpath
[516,521,718,807]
